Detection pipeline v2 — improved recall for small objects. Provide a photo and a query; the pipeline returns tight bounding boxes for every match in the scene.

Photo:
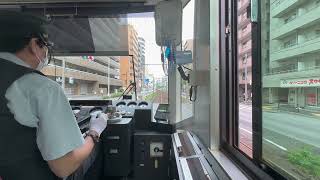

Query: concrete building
[263,0,320,109]
[238,0,252,102]
[183,39,194,52]
[120,25,142,92]
[42,56,122,96]
[138,37,146,88]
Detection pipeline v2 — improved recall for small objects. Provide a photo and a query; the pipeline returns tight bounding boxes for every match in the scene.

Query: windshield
[40,12,168,106]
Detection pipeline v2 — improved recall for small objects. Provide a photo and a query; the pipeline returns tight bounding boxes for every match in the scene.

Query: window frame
[219,0,288,179]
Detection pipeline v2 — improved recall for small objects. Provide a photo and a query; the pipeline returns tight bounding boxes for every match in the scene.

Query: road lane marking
[264,139,287,151]
[239,127,252,134]
[239,128,288,152]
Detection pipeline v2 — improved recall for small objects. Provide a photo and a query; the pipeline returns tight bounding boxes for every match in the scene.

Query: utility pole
[153,76,155,94]
[62,58,65,91]
[107,57,110,96]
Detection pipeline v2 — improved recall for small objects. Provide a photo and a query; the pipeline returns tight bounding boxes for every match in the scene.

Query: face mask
[35,47,49,71]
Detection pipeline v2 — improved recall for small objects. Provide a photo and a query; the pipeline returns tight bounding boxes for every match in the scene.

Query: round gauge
[73,109,81,114]
[89,107,103,117]
[138,101,148,108]
[116,101,126,108]
[127,102,137,108]
[120,110,127,115]
[72,107,81,115]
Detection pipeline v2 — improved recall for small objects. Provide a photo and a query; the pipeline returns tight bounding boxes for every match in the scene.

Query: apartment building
[138,37,146,88]
[120,25,142,91]
[263,0,320,109]
[238,0,252,101]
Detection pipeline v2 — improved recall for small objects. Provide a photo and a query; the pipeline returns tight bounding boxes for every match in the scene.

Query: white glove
[89,112,108,136]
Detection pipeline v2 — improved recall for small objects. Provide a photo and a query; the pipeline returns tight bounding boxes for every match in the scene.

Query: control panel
[113,100,152,118]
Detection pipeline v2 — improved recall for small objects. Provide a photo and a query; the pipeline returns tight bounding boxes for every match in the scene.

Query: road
[239,103,320,156]
[238,104,253,156]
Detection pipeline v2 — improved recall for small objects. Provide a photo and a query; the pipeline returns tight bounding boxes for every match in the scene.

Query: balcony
[238,58,252,70]
[62,57,120,76]
[237,0,250,15]
[238,18,251,30]
[238,27,251,43]
[42,65,122,86]
[271,0,301,18]
[271,5,320,39]
[270,37,320,61]
[238,40,252,56]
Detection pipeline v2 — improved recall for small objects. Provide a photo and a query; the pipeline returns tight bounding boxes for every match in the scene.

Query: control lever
[154,147,164,153]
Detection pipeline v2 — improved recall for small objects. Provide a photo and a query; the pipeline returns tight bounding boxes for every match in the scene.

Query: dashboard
[114,100,152,117]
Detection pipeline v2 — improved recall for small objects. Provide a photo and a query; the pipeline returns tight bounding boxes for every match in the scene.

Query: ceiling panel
[0,0,190,6]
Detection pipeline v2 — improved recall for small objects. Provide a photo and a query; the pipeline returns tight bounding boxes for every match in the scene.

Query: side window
[262,0,320,179]
[179,0,195,121]
[237,0,253,158]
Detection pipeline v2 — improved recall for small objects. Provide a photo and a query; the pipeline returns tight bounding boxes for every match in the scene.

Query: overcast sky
[128,0,194,78]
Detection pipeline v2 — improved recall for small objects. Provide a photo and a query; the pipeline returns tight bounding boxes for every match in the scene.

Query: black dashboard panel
[69,100,174,180]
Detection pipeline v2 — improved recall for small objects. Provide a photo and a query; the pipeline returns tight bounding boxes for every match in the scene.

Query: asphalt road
[239,103,320,155]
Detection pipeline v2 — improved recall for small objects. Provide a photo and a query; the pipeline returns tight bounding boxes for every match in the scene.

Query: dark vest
[0,59,60,180]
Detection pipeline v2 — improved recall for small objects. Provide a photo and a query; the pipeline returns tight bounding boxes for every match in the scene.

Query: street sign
[280,78,320,87]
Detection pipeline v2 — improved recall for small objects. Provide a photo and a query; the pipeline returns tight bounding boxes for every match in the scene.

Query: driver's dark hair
[4,37,34,53]
[0,10,48,53]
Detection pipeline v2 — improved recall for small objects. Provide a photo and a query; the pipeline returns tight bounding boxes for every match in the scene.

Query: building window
[284,12,297,24]
[305,88,317,106]
[283,37,297,48]
[316,59,320,67]
[318,88,320,106]
[242,72,246,80]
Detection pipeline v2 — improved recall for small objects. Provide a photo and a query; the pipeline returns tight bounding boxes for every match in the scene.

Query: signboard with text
[280,78,320,87]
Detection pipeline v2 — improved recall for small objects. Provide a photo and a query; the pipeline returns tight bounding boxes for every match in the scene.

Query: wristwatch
[85,130,100,143]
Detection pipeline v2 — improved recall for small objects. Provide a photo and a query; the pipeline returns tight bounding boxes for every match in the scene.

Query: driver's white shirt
[0,52,84,161]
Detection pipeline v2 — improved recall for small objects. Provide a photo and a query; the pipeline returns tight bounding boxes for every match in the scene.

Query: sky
[127,0,194,78]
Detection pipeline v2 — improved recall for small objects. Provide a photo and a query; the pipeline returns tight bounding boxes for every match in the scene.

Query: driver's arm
[30,80,107,178]
[48,135,95,178]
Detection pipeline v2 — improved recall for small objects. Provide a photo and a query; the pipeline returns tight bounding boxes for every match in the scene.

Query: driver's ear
[29,38,39,55]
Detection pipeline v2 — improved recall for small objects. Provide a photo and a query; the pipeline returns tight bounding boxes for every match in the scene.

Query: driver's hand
[89,112,108,136]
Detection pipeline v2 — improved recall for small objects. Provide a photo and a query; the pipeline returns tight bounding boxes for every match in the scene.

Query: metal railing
[264,65,320,76]
[271,0,285,10]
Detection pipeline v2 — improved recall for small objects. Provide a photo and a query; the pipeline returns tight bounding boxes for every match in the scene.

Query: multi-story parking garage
[42,56,122,96]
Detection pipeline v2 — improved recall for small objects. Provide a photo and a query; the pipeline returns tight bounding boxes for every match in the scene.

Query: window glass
[180,0,195,121]
[262,0,320,179]
[127,14,169,105]
[42,13,168,102]
[237,0,253,158]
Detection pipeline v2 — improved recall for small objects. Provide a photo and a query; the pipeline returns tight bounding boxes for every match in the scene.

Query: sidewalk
[263,103,320,118]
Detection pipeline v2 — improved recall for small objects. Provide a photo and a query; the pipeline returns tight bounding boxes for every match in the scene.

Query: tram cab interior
[2,0,320,179]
